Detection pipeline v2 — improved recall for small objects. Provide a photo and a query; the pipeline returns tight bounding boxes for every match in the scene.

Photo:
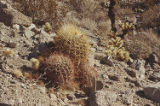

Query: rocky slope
[0,0,160,106]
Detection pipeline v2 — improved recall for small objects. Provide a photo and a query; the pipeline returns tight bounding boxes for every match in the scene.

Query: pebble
[12,24,20,30]
[100,57,114,66]
[108,75,119,81]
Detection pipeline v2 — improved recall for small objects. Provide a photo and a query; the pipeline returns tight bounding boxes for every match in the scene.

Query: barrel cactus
[40,52,75,88]
[54,23,90,66]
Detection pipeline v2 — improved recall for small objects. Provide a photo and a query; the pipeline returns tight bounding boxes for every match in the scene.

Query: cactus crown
[55,23,90,65]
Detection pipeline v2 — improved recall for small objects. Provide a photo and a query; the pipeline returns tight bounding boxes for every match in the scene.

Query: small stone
[96,80,104,90]
[148,53,159,64]
[28,24,36,30]
[102,74,108,79]
[7,42,17,48]
[66,94,74,100]
[127,58,134,65]
[149,72,160,82]
[125,68,136,77]
[94,53,105,60]
[100,57,113,66]
[12,24,20,30]
[74,91,86,98]
[108,75,119,81]
[24,29,34,39]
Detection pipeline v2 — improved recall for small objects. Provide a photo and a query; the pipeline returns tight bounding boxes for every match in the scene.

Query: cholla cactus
[30,58,40,71]
[43,22,52,33]
[106,32,130,62]
[119,22,135,31]
[117,47,130,62]
[108,37,124,47]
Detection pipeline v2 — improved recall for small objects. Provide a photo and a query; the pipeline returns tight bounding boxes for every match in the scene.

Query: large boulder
[143,82,160,102]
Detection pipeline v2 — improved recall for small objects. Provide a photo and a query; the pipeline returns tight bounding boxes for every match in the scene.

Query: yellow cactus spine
[55,23,90,65]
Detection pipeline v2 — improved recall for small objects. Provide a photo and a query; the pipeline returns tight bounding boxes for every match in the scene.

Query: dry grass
[70,0,99,18]
[13,0,69,29]
[125,29,160,59]
[141,4,160,28]
[124,40,152,59]
[14,0,57,20]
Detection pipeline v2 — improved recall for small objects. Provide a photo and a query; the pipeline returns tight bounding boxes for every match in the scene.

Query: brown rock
[144,83,160,102]
[0,1,32,26]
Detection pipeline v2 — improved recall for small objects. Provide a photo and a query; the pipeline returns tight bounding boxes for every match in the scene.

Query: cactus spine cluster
[54,23,90,65]
[40,53,75,88]
[106,32,129,62]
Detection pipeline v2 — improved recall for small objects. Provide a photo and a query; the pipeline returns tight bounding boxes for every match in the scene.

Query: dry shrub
[13,0,69,28]
[14,0,57,20]
[70,0,98,17]
[141,4,160,28]
[124,40,152,59]
[115,6,135,21]
[125,30,160,59]
[80,18,97,32]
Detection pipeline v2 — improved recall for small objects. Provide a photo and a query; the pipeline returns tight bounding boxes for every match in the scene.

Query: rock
[24,28,34,39]
[94,53,105,60]
[74,91,86,98]
[108,75,119,81]
[102,74,108,79]
[36,30,56,43]
[125,68,136,77]
[0,1,32,26]
[95,90,117,106]
[66,94,74,100]
[6,42,17,48]
[143,82,160,102]
[100,57,114,66]
[12,24,20,30]
[148,53,159,64]
[96,80,104,90]
[149,72,160,82]
[135,60,145,71]
[127,58,134,65]
[28,24,36,30]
